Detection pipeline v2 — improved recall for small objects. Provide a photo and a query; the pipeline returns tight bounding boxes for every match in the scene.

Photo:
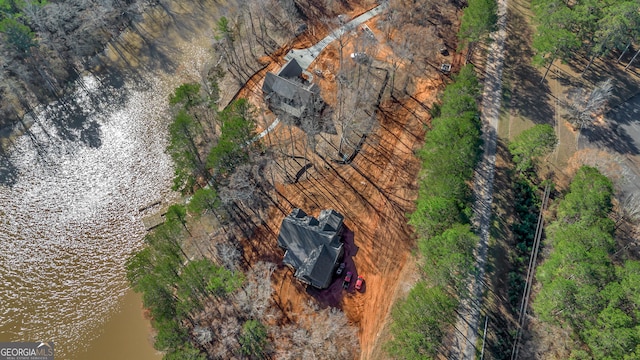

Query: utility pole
[480,316,489,360]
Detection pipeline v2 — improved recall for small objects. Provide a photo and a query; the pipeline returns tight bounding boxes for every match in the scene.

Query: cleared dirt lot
[243,86,437,357]
[227,2,464,357]
[235,34,450,358]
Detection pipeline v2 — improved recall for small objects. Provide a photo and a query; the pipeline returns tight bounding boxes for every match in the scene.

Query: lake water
[75,291,161,360]
[0,2,233,357]
[0,74,176,359]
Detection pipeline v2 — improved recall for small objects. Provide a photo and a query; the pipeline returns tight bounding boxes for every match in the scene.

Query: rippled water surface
[0,74,177,358]
[0,0,221,353]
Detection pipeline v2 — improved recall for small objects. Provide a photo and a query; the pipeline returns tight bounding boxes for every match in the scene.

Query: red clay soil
[229,5,454,357]
[233,26,454,359]
[240,79,440,358]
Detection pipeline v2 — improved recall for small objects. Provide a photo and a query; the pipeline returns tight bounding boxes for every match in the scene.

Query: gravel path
[256,3,388,141]
[451,0,509,358]
[284,2,388,70]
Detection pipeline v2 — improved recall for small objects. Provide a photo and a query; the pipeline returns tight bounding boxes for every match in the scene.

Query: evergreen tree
[508,124,557,173]
[386,283,457,359]
[458,0,497,54]
[167,110,206,193]
[239,319,269,359]
[0,17,36,56]
[187,187,219,216]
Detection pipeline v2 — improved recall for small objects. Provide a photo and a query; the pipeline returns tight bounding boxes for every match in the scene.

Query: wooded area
[383,0,500,356]
[0,0,365,140]
[386,65,483,359]
[0,0,156,129]
[531,0,640,76]
[495,123,557,358]
[496,1,640,358]
[0,0,512,356]
[127,210,359,358]
[533,166,640,359]
[124,1,396,358]
[149,69,359,356]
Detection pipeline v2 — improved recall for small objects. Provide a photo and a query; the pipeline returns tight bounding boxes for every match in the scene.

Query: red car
[355,276,364,291]
[343,271,352,289]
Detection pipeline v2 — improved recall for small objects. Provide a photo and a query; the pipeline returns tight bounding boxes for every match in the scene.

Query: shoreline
[0,0,247,357]
[0,117,34,150]
[0,1,201,150]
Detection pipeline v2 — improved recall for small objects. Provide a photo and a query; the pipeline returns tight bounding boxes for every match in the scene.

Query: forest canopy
[533,166,640,359]
[0,0,157,128]
[530,0,640,72]
[387,65,483,359]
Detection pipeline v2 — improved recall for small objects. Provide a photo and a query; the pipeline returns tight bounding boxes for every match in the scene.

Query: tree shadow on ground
[553,42,640,124]
[567,54,640,108]
[503,8,553,125]
[483,140,528,359]
[608,92,640,125]
[579,122,640,155]
[574,92,640,155]
[550,66,588,90]
[536,49,640,156]
[245,224,284,265]
[606,93,640,156]
[77,1,200,110]
[490,140,514,243]
[0,152,18,187]
[565,45,640,85]
[99,2,206,79]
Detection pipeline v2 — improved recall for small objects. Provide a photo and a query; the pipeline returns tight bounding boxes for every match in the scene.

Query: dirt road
[451,0,509,358]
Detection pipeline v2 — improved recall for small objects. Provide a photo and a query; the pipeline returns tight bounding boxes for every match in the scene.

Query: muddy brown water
[0,2,237,358]
[74,291,161,360]
[0,72,176,358]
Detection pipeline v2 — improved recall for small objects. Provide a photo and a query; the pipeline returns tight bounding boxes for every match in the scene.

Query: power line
[510,183,550,360]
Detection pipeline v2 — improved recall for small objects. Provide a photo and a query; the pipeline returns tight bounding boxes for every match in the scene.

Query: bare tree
[389,0,437,27]
[219,164,263,208]
[300,110,322,153]
[215,241,242,270]
[274,301,359,359]
[567,78,614,131]
[234,261,277,321]
[613,192,640,227]
[218,159,275,240]
[334,52,384,161]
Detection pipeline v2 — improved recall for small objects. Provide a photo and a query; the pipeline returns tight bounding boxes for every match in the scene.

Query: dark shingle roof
[277,208,345,289]
[262,59,321,119]
[263,72,314,104]
[277,58,304,78]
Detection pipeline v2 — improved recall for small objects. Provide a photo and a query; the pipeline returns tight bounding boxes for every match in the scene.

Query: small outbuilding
[277,208,345,289]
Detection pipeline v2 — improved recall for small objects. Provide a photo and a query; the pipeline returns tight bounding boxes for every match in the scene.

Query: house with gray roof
[262,59,323,119]
[277,208,344,289]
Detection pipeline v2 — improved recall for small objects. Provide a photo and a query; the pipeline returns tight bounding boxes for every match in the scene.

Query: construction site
[225,2,464,357]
